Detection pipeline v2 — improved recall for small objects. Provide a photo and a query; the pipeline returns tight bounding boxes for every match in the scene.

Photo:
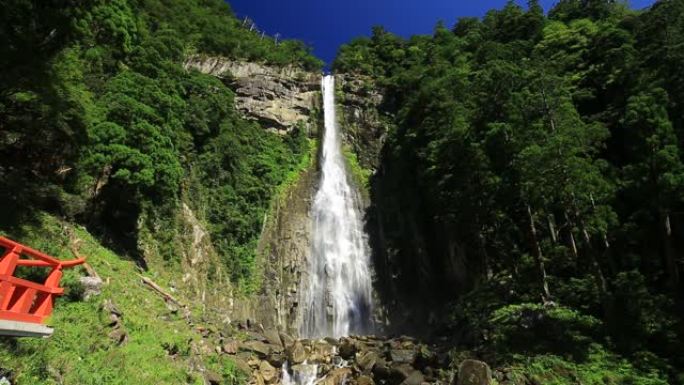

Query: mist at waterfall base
[282,75,374,384]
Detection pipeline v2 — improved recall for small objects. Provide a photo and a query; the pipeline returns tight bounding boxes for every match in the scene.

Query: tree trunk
[547,214,558,243]
[572,201,609,302]
[662,211,680,290]
[563,211,579,260]
[527,204,551,301]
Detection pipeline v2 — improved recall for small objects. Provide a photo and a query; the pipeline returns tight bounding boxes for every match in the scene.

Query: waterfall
[282,362,318,385]
[281,74,373,385]
[300,75,374,339]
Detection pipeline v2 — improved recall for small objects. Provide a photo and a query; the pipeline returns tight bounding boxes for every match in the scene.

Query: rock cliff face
[336,73,463,335]
[184,56,321,333]
[337,75,388,171]
[184,56,320,135]
[234,164,318,335]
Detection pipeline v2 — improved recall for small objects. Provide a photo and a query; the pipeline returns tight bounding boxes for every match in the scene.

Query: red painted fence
[0,237,85,324]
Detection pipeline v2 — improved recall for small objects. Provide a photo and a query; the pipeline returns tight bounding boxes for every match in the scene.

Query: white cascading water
[282,75,374,385]
[301,74,373,339]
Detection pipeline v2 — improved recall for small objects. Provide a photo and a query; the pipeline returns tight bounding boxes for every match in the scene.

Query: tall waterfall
[300,75,374,339]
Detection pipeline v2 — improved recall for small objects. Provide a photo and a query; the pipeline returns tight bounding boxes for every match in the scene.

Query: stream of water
[283,74,374,384]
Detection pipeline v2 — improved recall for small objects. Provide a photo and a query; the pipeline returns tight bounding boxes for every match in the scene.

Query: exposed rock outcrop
[337,74,388,170]
[231,155,318,334]
[182,56,322,333]
[185,55,320,134]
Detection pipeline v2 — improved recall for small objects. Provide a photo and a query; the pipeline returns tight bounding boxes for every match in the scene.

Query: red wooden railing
[0,236,85,324]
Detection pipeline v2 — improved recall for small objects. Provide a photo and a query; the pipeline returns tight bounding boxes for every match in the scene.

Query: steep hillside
[0,0,321,383]
[334,0,684,383]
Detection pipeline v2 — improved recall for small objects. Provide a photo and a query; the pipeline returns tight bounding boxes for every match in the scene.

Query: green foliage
[510,346,669,385]
[0,0,320,286]
[0,213,239,385]
[342,145,373,193]
[488,304,602,359]
[336,0,684,381]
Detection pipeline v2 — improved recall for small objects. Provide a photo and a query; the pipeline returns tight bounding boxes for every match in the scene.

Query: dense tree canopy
[0,0,320,286]
[335,0,684,382]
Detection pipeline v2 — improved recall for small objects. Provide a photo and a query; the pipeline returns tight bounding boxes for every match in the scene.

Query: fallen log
[138,275,184,307]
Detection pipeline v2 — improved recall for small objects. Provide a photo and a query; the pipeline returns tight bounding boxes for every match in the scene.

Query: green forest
[0,0,319,287]
[335,0,684,383]
[1,0,683,384]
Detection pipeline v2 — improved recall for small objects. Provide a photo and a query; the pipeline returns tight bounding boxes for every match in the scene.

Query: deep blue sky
[227,0,656,66]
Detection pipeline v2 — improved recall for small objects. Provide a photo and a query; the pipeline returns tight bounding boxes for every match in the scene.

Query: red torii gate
[0,236,85,337]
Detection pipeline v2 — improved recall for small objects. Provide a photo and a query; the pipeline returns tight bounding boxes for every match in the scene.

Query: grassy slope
[0,213,242,385]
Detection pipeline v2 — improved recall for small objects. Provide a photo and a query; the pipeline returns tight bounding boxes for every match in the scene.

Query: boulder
[356,350,379,372]
[311,341,335,362]
[204,370,222,385]
[266,352,286,368]
[231,357,252,376]
[456,360,492,385]
[389,349,416,365]
[259,361,277,384]
[253,372,265,385]
[279,332,295,348]
[372,359,392,382]
[239,341,271,358]
[286,341,308,364]
[79,276,103,300]
[320,367,352,385]
[222,340,239,354]
[390,364,413,384]
[338,339,357,359]
[400,370,424,385]
[263,329,282,348]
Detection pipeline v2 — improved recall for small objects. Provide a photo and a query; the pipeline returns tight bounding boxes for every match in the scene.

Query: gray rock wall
[185,55,322,333]
[336,74,388,171]
[184,56,320,135]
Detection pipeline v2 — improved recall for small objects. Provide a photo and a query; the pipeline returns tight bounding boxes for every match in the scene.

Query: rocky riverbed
[196,322,496,385]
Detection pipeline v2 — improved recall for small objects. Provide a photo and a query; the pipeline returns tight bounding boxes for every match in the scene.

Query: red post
[0,237,85,325]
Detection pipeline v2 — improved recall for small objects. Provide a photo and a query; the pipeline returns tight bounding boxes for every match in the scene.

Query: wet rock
[311,341,335,362]
[286,341,307,364]
[320,367,352,385]
[259,361,277,384]
[338,339,357,359]
[356,350,379,372]
[456,360,492,385]
[266,352,286,368]
[279,332,295,348]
